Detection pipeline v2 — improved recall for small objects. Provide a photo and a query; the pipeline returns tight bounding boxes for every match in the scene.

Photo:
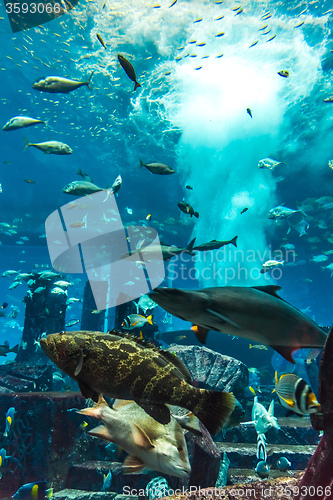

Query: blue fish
[12,481,53,499]
[4,407,15,437]
[101,469,112,491]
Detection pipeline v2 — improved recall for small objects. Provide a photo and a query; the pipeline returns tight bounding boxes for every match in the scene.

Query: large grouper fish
[149,285,327,363]
[40,330,235,435]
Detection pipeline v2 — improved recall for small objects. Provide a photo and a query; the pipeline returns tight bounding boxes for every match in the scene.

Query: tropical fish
[268,205,309,236]
[249,344,268,350]
[249,41,258,48]
[32,72,94,93]
[260,260,284,273]
[178,201,199,218]
[139,159,175,175]
[24,179,35,184]
[135,295,157,314]
[241,207,248,214]
[277,457,291,472]
[278,70,289,78]
[255,460,270,479]
[62,180,105,196]
[24,138,72,155]
[40,330,236,435]
[66,319,80,328]
[122,314,153,330]
[251,397,280,435]
[273,372,321,415]
[149,285,327,363]
[4,407,15,437]
[12,481,53,499]
[111,175,122,194]
[2,116,48,131]
[246,108,252,118]
[258,158,286,169]
[79,396,192,477]
[101,469,112,491]
[193,236,237,251]
[97,33,107,49]
[118,54,141,91]
[186,185,193,190]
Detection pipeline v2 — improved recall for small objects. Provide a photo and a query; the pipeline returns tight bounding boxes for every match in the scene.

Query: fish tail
[23,137,30,150]
[87,70,94,90]
[134,81,141,91]
[230,236,238,247]
[194,211,199,218]
[185,237,197,255]
[193,389,236,435]
[9,344,19,354]
[138,159,143,169]
[147,314,153,325]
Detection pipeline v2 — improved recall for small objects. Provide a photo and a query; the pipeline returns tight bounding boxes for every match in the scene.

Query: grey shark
[149,285,326,363]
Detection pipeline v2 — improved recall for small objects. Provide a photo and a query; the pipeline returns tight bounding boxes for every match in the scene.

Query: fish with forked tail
[118,54,141,91]
[40,330,235,435]
[78,396,195,477]
[149,285,327,363]
[178,201,199,218]
[32,72,94,93]
[193,236,237,251]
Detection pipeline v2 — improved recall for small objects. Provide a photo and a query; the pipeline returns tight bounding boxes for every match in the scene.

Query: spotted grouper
[40,330,235,435]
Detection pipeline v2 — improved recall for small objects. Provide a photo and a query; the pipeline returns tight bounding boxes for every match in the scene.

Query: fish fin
[77,407,98,418]
[74,349,84,376]
[191,324,210,344]
[137,402,171,425]
[275,371,278,384]
[185,237,196,255]
[159,350,192,382]
[268,400,274,416]
[138,159,143,169]
[230,236,238,248]
[44,119,49,129]
[193,390,236,435]
[23,137,30,150]
[87,70,94,90]
[9,344,19,354]
[113,399,134,410]
[132,321,139,327]
[194,211,199,218]
[88,424,115,442]
[132,424,155,449]
[251,285,282,298]
[173,412,202,436]
[278,395,295,408]
[206,308,242,329]
[134,81,141,91]
[270,345,295,364]
[122,455,145,473]
[78,381,99,401]
[147,314,153,325]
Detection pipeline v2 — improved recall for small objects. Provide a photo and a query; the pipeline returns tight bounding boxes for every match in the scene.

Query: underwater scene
[0,0,333,498]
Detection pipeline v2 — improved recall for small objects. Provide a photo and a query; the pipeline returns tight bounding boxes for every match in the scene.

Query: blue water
[0,0,333,360]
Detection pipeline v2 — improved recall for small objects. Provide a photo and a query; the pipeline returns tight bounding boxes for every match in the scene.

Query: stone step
[228,467,303,484]
[222,416,320,445]
[216,442,315,470]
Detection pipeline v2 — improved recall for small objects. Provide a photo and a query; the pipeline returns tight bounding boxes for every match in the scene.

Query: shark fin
[191,325,210,344]
[206,308,241,329]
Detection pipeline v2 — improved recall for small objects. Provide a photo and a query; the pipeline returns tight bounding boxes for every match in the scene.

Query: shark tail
[134,81,141,91]
[185,237,196,255]
[138,158,143,169]
[230,236,238,248]
[9,344,19,354]
[192,389,236,435]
